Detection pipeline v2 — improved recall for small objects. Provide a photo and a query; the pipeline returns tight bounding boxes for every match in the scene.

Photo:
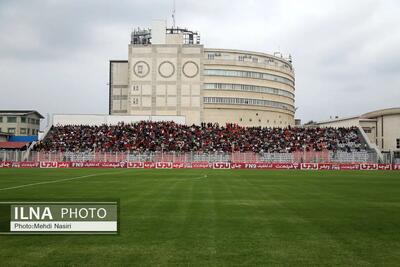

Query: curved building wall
[203,49,295,127]
[110,45,296,127]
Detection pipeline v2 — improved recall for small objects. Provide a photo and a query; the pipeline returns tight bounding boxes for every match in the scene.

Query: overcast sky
[1,0,399,124]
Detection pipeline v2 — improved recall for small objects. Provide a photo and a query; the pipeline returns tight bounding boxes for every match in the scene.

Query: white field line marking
[183,175,206,180]
[0,170,129,192]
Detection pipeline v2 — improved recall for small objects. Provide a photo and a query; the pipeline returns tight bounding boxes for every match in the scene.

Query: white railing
[10,150,382,164]
[0,150,24,162]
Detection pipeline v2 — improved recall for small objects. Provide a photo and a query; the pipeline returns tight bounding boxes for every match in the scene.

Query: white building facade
[109,21,295,127]
[317,107,400,154]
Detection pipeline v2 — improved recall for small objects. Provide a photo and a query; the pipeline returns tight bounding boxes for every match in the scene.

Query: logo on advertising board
[127,162,144,168]
[213,162,231,169]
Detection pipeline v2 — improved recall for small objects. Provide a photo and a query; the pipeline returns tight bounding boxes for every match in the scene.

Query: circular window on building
[158,61,175,78]
[182,61,199,78]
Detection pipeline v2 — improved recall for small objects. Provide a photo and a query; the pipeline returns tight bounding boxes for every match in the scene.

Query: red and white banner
[1,161,400,170]
[68,162,125,168]
[339,163,360,170]
[172,162,185,169]
[11,162,40,168]
[40,161,58,168]
[249,163,272,169]
[213,162,231,169]
[360,163,378,170]
[318,163,340,170]
[378,164,392,170]
[143,162,156,169]
[230,162,300,169]
[192,162,212,169]
[57,162,71,168]
[301,163,319,170]
[0,162,12,168]
[81,162,104,168]
[231,162,253,169]
[393,164,400,170]
[156,162,173,169]
[272,163,300,169]
[127,162,144,168]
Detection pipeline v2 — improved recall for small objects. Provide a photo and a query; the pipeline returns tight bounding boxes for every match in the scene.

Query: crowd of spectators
[33,121,364,153]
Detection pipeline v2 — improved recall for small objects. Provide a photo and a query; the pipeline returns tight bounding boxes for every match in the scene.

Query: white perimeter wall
[52,114,186,126]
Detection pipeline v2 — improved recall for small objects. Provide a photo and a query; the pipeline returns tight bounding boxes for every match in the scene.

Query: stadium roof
[0,142,29,149]
[0,110,44,118]
[316,107,400,125]
[361,107,400,119]
[316,115,361,125]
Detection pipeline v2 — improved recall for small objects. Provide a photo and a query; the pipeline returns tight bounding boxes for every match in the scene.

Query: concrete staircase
[357,126,384,163]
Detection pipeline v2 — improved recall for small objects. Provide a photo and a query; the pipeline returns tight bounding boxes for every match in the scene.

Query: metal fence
[0,150,384,163]
[0,150,28,162]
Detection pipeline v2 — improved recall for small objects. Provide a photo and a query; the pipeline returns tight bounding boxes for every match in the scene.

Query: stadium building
[5,22,400,165]
[0,110,43,136]
[316,107,400,160]
[109,20,295,127]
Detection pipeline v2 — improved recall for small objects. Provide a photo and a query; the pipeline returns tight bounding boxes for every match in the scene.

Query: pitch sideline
[0,170,130,192]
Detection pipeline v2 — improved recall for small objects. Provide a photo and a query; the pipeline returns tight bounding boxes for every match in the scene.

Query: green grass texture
[0,169,399,266]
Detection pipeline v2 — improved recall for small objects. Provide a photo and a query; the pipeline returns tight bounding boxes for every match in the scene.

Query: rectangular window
[238,56,245,61]
[21,117,26,123]
[27,128,30,135]
[0,117,2,123]
[7,128,15,134]
[397,138,400,149]
[207,54,214,60]
[131,98,139,105]
[7,117,17,123]
[20,128,26,134]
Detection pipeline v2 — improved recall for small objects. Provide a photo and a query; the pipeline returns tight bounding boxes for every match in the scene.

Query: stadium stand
[33,121,365,153]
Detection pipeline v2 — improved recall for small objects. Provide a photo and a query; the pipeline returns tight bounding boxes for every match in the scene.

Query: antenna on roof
[172,0,176,27]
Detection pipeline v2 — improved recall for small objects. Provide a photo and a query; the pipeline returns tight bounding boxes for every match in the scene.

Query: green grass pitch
[0,169,399,266]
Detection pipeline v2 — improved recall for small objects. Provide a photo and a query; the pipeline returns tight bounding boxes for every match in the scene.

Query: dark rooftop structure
[0,110,44,119]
